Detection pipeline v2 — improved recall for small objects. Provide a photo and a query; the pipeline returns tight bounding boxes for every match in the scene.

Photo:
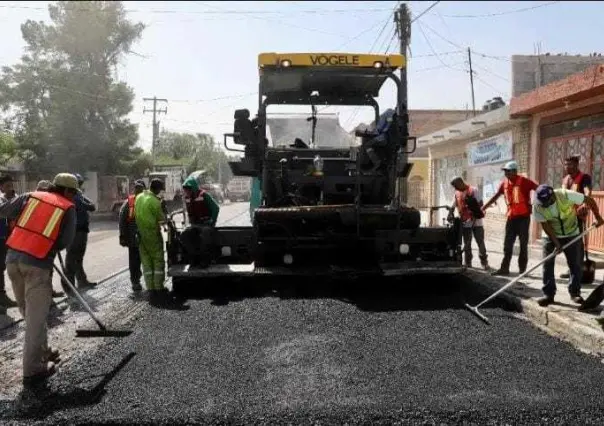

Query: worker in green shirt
[135,178,170,305]
[179,175,220,267]
[532,185,604,307]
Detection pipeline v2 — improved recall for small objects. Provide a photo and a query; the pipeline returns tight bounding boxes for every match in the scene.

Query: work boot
[22,362,56,388]
[78,281,97,289]
[536,295,554,307]
[0,292,17,308]
[481,262,490,271]
[571,295,585,304]
[132,282,142,292]
[491,269,510,277]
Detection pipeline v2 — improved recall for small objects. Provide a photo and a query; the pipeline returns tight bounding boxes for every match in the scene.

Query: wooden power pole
[395,3,411,203]
[467,48,476,116]
[143,96,168,168]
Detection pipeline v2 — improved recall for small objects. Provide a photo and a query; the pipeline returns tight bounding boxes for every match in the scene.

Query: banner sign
[467,131,513,167]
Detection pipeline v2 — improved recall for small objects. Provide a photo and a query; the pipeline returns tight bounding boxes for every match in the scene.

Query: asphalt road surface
[2,203,604,424]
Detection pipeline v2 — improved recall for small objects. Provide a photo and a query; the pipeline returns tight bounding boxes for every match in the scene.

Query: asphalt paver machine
[167,52,463,292]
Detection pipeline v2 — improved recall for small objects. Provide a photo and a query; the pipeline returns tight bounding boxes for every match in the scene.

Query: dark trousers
[542,236,583,297]
[180,225,214,266]
[64,230,90,287]
[462,226,488,266]
[500,216,530,272]
[128,244,142,284]
[0,240,6,294]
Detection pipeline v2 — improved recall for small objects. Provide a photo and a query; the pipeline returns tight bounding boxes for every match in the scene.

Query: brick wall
[511,63,604,116]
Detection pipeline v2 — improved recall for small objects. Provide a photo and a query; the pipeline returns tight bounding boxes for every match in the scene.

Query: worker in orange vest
[0,173,77,388]
[482,160,539,276]
[449,176,489,270]
[119,180,146,292]
[560,154,593,279]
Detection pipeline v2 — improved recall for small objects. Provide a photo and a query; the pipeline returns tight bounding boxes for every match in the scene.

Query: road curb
[464,270,604,358]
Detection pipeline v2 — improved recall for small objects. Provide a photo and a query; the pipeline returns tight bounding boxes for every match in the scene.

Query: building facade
[510,62,604,248]
[417,105,531,234]
[512,53,602,97]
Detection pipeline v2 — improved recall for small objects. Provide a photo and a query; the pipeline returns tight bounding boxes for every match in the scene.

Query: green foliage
[0,132,18,165]
[0,1,145,174]
[157,130,233,185]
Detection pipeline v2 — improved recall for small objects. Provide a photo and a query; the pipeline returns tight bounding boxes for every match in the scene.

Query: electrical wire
[439,1,560,18]
[0,4,395,15]
[410,1,441,23]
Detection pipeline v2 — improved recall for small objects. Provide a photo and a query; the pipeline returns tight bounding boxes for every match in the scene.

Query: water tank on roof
[488,97,506,111]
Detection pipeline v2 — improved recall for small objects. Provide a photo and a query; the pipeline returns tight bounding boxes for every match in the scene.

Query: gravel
[2,274,604,425]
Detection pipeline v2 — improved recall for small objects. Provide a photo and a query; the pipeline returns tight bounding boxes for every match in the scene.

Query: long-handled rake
[465,224,597,325]
[55,253,132,338]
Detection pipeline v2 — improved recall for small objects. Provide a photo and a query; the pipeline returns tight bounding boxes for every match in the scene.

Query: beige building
[417,104,531,233]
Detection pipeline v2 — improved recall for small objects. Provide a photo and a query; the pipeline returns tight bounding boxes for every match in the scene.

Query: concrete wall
[512,54,603,97]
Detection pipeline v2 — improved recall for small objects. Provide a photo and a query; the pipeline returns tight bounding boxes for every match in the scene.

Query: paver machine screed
[166,52,463,292]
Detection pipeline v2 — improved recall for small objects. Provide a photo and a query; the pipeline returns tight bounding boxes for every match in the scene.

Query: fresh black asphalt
[3,275,604,425]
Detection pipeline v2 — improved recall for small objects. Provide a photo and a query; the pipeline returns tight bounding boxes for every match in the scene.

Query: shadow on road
[1,351,136,421]
[172,275,522,315]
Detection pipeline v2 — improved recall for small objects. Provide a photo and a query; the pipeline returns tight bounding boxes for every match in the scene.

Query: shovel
[465,224,597,324]
[55,253,132,338]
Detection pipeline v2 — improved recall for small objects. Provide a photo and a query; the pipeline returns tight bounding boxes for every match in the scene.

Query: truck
[144,168,186,213]
[166,52,463,292]
[225,177,251,202]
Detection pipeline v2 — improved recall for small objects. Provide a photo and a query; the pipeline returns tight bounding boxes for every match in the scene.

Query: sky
[1,1,603,153]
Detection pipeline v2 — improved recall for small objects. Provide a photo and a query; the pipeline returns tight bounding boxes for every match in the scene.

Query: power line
[438,1,560,18]
[415,21,465,72]
[0,4,395,15]
[410,1,441,23]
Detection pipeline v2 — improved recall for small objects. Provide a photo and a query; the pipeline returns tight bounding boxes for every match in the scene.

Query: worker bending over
[180,175,220,267]
[0,173,77,388]
[135,178,173,306]
[119,180,146,292]
[532,185,604,307]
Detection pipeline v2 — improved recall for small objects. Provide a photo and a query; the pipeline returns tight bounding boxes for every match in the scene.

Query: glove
[119,235,128,247]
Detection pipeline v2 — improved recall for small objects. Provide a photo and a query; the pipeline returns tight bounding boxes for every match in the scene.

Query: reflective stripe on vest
[536,189,579,237]
[455,187,474,222]
[503,177,530,218]
[127,194,136,222]
[6,191,74,259]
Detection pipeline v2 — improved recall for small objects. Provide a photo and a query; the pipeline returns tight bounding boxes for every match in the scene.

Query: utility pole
[143,96,168,168]
[395,2,411,204]
[467,48,476,116]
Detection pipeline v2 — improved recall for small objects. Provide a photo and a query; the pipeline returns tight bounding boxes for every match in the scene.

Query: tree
[0,132,18,165]
[156,130,233,185]
[0,1,145,175]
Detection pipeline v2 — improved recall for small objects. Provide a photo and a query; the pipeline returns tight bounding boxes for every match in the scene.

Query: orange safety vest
[6,191,74,260]
[503,176,531,218]
[455,187,475,222]
[127,194,136,222]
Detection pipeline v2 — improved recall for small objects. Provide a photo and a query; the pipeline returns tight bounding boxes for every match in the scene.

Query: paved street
[2,202,604,424]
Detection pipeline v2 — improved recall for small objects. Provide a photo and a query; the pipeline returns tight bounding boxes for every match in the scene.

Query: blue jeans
[542,236,583,297]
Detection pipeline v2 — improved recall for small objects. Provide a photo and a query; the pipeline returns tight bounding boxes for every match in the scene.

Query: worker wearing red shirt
[560,155,592,279]
[482,160,538,276]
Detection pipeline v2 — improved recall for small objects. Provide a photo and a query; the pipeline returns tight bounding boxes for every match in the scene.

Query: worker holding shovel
[532,185,604,307]
[0,173,77,388]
